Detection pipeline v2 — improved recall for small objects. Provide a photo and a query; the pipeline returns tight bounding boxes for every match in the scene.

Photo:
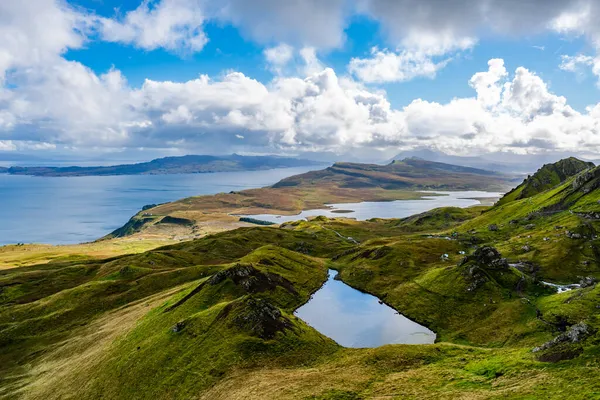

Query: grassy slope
[1,160,600,399]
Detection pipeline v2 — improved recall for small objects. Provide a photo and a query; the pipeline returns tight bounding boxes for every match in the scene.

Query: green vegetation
[1,158,599,399]
[239,217,276,225]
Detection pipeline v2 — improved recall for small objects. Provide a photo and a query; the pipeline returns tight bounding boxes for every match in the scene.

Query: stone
[171,321,185,333]
[533,322,593,353]
[488,224,499,232]
[579,276,597,288]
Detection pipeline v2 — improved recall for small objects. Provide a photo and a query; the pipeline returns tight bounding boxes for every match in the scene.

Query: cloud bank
[1,0,600,157]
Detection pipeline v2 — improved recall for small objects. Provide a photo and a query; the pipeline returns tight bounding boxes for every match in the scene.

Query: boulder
[579,276,597,288]
[533,322,593,355]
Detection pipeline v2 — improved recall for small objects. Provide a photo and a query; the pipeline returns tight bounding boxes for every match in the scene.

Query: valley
[1,157,599,399]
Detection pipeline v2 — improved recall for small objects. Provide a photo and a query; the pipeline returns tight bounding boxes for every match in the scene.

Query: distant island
[0,154,323,177]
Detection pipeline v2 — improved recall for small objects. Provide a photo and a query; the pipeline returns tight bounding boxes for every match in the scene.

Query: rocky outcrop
[460,247,509,291]
[572,166,600,192]
[165,263,298,312]
[233,298,292,339]
[208,264,298,295]
[533,322,594,362]
[499,158,594,205]
[579,276,597,288]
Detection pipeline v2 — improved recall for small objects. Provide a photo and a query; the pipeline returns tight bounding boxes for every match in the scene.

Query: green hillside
[497,157,594,206]
[1,158,600,399]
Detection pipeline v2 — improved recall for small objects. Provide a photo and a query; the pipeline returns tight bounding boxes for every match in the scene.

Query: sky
[1,0,600,162]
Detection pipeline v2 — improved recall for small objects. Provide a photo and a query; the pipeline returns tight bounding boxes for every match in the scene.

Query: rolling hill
[1,157,599,399]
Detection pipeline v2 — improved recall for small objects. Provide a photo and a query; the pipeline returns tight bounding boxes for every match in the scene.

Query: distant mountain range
[0,154,323,177]
[388,148,599,174]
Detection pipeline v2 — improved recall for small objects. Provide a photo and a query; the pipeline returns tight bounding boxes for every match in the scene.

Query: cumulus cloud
[3,1,600,157]
[3,52,600,156]
[559,54,600,85]
[98,0,208,53]
[264,44,294,74]
[348,45,469,84]
[0,0,91,81]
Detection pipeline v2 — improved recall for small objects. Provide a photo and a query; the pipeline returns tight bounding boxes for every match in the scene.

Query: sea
[0,166,322,246]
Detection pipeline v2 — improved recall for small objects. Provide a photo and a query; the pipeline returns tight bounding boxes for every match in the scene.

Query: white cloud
[559,54,600,86]
[98,0,208,53]
[3,54,600,156]
[0,0,91,81]
[349,47,454,84]
[264,44,294,74]
[3,1,600,158]
[469,58,508,108]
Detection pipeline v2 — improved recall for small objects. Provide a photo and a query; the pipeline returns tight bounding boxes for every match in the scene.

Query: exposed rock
[533,322,593,356]
[572,166,600,191]
[525,224,536,230]
[208,263,298,295]
[566,231,583,240]
[460,247,509,291]
[522,245,531,252]
[488,224,499,232]
[233,298,292,339]
[171,321,186,333]
[579,276,597,288]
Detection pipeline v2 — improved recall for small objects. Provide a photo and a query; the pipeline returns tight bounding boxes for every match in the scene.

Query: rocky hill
[1,157,598,399]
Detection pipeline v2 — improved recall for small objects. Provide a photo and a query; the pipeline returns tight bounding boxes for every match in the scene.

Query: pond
[240,191,503,224]
[294,270,436,348]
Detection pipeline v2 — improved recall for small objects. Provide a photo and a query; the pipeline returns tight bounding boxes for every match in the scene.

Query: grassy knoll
[1,158,599,399]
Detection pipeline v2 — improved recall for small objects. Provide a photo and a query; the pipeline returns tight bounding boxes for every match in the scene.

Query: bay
[0,166,321,246]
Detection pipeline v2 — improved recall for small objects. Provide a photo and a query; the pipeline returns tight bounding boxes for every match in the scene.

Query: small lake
[242,191,503,223]
[295,270,436,347]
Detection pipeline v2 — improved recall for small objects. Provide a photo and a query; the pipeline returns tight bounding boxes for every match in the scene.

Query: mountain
[104,158,516,240]
[389,148,598,174]
[0,154,323,177]
[1,157,599,399]
[497,157,595,205]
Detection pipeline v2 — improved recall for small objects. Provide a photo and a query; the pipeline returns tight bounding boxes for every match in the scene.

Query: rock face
[467,247,509,270]
[572,165,600,192]
[233,298,292,339]
[533,322,594,362]
[208,263,298,295]
[500,158,595,205]
[460,247,509,291]
[579,276,597,288]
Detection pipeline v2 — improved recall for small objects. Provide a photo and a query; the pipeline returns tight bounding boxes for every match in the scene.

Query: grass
[1,158,599,399]
[0,239,176,269]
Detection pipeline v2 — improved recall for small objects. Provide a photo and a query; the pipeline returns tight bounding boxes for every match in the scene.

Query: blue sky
[1,0,600,161]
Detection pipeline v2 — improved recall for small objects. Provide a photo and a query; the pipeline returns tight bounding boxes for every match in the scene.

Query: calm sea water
[295,270,436,347]
[0,166,322,246]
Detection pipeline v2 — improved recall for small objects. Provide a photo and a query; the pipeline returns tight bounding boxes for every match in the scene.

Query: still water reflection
[294,270,436,348]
